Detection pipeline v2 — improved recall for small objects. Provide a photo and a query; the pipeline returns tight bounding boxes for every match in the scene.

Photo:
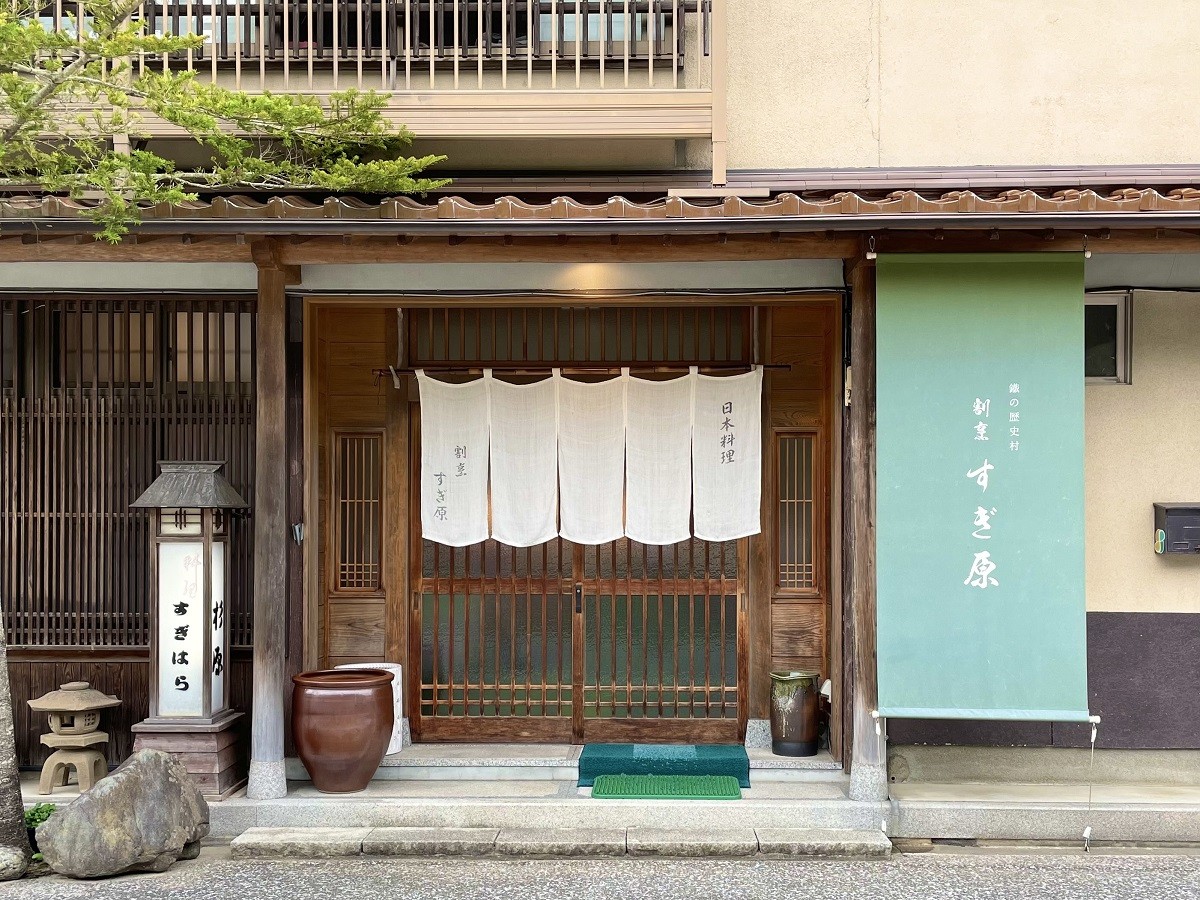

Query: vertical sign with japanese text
[157,542,205,717]
[210,541,226,716]
[876,254,1090,722]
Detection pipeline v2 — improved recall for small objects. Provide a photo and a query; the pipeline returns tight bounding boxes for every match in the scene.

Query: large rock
[38,749,209,879]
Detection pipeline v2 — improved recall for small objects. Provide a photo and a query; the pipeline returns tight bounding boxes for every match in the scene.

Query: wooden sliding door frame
[301,292,843,748]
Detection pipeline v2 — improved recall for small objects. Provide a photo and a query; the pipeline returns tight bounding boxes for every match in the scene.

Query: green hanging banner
[875,253,1090,722]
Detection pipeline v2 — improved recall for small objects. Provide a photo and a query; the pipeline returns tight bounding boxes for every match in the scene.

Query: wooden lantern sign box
[130,461,249,800]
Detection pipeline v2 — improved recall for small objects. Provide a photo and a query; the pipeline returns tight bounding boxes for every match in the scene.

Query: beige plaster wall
[1085,292,1200,613]
[726,0,879,170]
[726,1,1200,170]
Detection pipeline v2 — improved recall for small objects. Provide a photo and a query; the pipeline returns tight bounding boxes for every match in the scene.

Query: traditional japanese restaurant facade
[5,0,1200,823]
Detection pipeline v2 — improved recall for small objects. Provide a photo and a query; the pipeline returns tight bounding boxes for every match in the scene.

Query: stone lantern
[29,682,121,795]
[129,461,249,799]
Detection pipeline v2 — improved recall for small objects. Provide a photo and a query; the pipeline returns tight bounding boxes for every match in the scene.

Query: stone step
[230,826,892,860]
[283,745,844,784]
[212,789,881,838]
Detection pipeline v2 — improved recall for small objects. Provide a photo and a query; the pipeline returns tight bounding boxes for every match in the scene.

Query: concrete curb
[229,826,893,860]
[210,796,881,836]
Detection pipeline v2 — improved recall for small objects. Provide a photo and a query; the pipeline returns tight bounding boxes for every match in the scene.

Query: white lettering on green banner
[875,253,1090,722]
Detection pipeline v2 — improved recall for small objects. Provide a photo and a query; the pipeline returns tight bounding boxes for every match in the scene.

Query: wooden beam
[247,264,289,800]
[0,236,252,262]
[845,253,887,801]
[306,292,845,310]
[274,234,857,264]
[877,229,1200,255]
[2,226,1200,266]
[251,239,302,285]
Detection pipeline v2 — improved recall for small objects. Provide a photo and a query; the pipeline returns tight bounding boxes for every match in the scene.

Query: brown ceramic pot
[292,669,394,793]
[769,670,819,757]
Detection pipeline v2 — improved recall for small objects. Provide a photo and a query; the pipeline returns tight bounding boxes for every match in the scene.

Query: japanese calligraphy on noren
[720,400,736,465]
[429,446,469,522]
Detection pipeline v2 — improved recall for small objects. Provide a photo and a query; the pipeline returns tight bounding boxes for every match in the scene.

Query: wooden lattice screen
[410,306,752,366]
[0,295,256,649]
[776,432,817,593]
[334,431,384,592]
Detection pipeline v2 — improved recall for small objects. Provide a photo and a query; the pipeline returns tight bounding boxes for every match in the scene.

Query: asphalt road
[4,848,1200,900]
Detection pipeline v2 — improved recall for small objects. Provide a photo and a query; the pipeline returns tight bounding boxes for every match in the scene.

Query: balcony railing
[37,0,725,175]
[40,1,711,89]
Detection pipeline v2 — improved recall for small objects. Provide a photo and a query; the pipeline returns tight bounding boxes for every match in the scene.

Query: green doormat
[577,743,750,788]
[591,774,742,800]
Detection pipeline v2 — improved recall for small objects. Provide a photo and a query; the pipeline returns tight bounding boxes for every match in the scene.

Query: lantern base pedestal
[132,710,246,801]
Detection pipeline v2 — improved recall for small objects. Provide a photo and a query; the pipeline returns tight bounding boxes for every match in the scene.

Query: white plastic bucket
[334,662,405,756]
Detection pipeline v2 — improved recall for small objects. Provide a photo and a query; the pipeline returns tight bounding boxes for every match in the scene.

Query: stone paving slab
[755,828,892,858]
[226,798,877,836]
[626,827,760,857]
[230,827,371,859]
[227,826,893,860]
[363,827,500,856]
[495,828,628,857]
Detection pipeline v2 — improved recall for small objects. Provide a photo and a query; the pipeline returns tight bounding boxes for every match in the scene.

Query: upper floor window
[1085,292,1132,385]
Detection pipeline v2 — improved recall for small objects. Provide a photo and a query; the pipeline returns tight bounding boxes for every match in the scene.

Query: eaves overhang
[4,188,1200,235]
[7,211,1200,237]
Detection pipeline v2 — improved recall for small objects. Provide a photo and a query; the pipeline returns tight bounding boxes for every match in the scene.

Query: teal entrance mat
[578,744,750,788]
[591,774,742,800]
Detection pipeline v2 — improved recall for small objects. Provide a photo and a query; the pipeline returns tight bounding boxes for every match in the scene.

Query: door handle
[574,583,582,615]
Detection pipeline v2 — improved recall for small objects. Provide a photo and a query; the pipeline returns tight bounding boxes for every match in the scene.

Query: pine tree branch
[1,52,93,143]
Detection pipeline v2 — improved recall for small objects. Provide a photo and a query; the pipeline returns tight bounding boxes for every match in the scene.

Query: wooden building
[7,0,1200,808]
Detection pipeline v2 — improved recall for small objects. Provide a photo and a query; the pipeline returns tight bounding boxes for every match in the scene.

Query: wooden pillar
[846,255,887,802]
[746,308,772,724]
[247,260,290,799]
[284,296,306,754]
[384,310,410,710]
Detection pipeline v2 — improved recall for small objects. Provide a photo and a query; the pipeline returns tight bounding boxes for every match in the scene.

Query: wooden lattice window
[0,295,256,649]
[409,307,753,366]
[333,430,384,593]
[776,431,821,595]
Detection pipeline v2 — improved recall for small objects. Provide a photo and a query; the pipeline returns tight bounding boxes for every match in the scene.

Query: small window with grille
[775,431,821,596]
[333,430,384,593]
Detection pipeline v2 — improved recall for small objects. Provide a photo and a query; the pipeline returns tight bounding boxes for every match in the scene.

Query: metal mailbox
[1154,504,1200,554]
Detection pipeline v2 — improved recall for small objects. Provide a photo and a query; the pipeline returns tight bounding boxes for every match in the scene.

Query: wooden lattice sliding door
[413,533,743,743]
[416,537,576,741]
[409,306,750,743]
[578,538,742,743]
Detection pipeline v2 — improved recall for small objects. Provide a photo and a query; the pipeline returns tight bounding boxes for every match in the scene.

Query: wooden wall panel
[315,307,395,668]
[9,652,252,769]
[771,604,826,662]
[767,302,837,682]
[326,602,387,657]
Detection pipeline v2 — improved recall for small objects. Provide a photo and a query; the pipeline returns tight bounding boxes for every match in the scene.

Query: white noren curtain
[557,371,627,545]
[488,373,558,547]
[625,371,694,545]
[692,366,763,541]
[417,371,490,547]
